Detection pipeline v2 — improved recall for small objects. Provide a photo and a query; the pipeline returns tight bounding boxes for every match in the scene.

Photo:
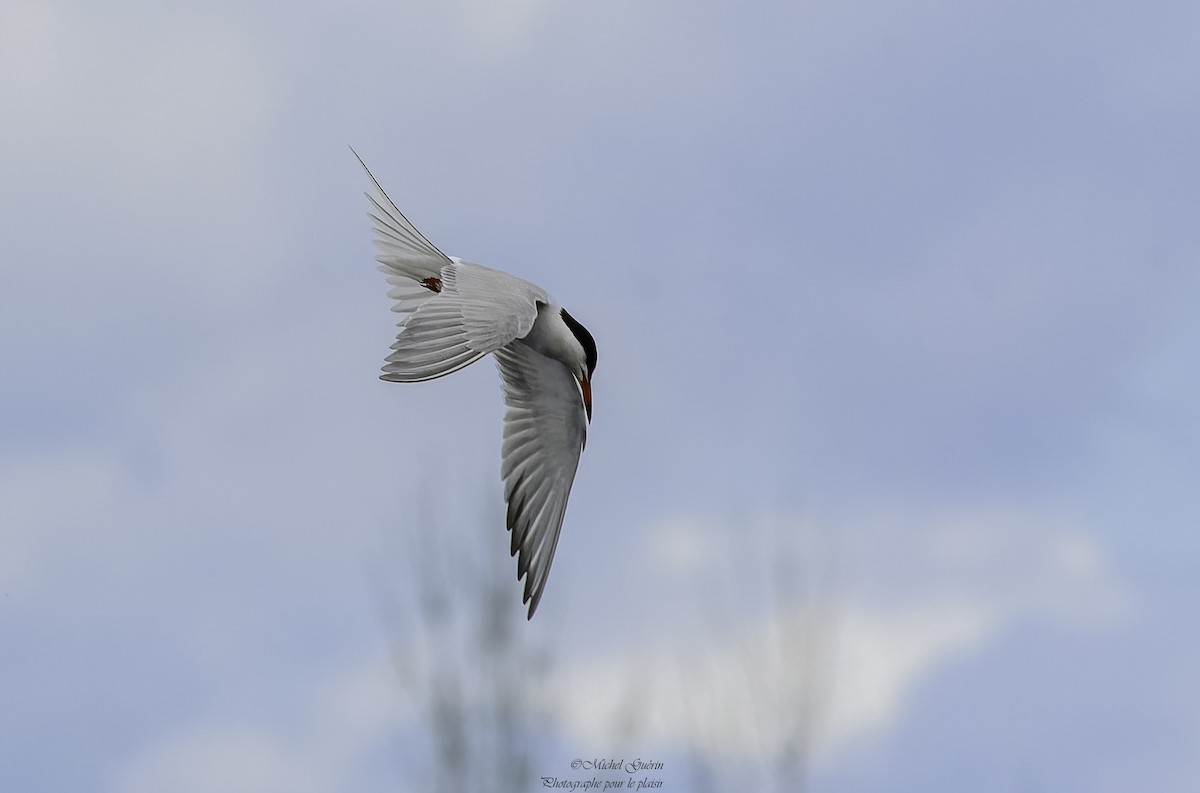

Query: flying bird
[355,150,597,619]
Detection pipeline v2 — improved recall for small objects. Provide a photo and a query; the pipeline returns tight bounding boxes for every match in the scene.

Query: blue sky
[3,0,1199,790]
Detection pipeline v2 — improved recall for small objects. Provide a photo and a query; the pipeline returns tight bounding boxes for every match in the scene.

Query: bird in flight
[354,150,597,619]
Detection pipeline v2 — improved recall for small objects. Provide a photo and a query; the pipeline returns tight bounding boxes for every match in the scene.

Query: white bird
[355,151,597,619]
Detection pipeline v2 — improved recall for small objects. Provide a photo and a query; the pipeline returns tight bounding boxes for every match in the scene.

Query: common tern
[355,151,597,619]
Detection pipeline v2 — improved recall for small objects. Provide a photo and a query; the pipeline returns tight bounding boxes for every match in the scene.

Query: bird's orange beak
[579,376,592,422]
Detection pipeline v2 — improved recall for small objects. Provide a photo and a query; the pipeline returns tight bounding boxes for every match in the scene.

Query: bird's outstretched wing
[494,339,588,618]
[355,151,545,381]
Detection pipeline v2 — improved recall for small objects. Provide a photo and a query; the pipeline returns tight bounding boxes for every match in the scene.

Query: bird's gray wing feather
[355,151,546,381]
[381,262,544,382]
[494,339,588,618]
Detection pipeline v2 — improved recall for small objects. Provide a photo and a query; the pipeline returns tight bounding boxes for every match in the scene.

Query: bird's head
[559,308,597,421]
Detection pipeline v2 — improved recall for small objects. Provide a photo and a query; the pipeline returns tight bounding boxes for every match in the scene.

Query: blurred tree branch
[685,513,836,793]
[371,476,554,793]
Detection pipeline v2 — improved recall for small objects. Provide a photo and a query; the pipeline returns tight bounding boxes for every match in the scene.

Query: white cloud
[822,601,994,754]
[552,507,1132,770]
[0,0,283,303]
[116,725,323,793]
[453,0,552,58]
[548,594,991,768]
[0,1,70,107]
[643,515,718,575]
[877,508,1135,629]
[112,652,405,793]
[0,0,276,178]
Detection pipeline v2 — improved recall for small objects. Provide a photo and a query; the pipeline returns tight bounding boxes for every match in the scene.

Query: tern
[355,151,597,619]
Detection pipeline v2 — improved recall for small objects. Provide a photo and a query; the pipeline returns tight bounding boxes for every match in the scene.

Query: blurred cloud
[112,652,404,793]
[562,506,1132,770]
[548,597,988,768]
[643,515,719,575]
[0,0,275,169]
[117,725,323,793]
[826,601,994,758]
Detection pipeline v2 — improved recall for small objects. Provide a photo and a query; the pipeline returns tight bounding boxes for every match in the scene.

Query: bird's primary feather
[495,340,588,617]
